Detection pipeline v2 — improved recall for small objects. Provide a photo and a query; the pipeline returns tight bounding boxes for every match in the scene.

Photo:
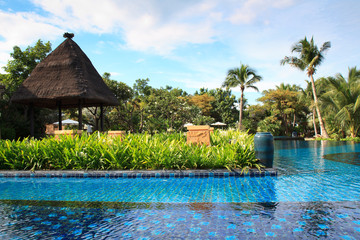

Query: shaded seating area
[46,119,82,138]
[11,33,118,137]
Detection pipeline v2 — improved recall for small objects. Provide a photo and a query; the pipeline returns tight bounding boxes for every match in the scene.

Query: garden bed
[0,130,260,172]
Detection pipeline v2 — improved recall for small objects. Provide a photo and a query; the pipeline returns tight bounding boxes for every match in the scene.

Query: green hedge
[313,137,360,142]
[0,130,260,171]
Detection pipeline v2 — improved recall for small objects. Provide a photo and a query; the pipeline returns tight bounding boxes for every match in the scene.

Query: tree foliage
[281,36,330,138]
[222,64,262,130]
[0,40,52,139]
[258,88,304,135]
[1,39,359,139]
[1,40,52,97]
[322,67,360,137]
[188,93,215,116]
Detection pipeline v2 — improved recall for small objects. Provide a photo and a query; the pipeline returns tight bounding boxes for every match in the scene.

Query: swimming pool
[0,140,360,239]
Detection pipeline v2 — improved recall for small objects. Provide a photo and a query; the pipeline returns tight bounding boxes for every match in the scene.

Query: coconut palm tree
[222,64,262,130]
[281,36,330,138]
[322,67,360,137]
[300,80,318,136]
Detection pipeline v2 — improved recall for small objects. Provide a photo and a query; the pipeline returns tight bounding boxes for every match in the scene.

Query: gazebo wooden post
[100,103,104,132]
[29,103,34,137]
[58,100,62,130]
[78,100,82,130]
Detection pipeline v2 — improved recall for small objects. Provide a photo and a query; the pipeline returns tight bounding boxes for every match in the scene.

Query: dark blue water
[0,140,359,239]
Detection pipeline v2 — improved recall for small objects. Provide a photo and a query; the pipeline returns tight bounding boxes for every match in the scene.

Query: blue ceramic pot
[254,132,274,168]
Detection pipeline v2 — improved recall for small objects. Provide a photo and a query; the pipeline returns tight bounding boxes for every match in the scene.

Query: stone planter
[186,125,211,146]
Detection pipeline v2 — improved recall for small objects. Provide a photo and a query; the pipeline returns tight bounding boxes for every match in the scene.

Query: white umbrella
[53,119,79,125]
[211,122,227,126]
[184,123,194,127]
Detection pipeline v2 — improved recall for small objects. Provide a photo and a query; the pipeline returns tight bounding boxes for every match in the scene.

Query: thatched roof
[11,34,118,108]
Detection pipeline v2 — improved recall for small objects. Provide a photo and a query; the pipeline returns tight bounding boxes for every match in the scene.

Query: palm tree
[281,36,330,138]
[322,67,360,137]
[222,64,262,130]
[300,80,318,136]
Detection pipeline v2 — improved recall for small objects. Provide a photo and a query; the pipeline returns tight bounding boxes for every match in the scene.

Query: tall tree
[0,40,52,138]
[222,64,262,130]
[281,36,330,138]
[322,67,360,137]
[300,80,318,136]
[2,40,52,97]
[208,88,238,124]
[258,88,301,135]
[188,93,215,116]
[275,83,304,128]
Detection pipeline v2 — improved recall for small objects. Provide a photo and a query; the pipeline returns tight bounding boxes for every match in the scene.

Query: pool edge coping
[0,168,277,179]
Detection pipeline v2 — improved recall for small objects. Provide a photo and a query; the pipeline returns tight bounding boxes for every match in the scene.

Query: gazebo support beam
[30,104,34,137]
[58,101,62,130]
[100,103,104,132]
[78,100,82,130]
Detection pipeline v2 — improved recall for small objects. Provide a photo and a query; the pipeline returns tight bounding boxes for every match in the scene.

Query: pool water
[1,140,360,239]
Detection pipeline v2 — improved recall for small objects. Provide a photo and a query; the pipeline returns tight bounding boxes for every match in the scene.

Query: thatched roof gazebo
[11,33,118,136]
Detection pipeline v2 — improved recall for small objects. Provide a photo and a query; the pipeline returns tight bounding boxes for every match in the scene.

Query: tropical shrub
[0,130,259,171]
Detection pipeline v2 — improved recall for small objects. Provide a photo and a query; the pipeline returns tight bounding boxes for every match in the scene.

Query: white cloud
[227,0,295,24]
[29,0,219,55]
[2,0,352,99]
[109,72,122,77]
[0,0,298,63]
[0,10,63,70]
[0,11,61,47]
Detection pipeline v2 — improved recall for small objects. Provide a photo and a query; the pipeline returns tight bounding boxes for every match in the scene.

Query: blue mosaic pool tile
[34,230,43,235]
[0,168,277,179]
[293,227,304,232]
[341,236,357,240]
[318,223,329,229]
[265,231,276,237]
[243,221,254,226]
[316,230,327,236]
[271,224,281,229]
[22,226,33,231]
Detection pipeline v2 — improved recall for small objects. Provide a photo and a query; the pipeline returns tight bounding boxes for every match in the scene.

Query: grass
[0,130,260,172]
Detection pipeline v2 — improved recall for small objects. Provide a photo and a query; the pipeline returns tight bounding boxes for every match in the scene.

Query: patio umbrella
[53,119,79,125]
[211,122,227,126]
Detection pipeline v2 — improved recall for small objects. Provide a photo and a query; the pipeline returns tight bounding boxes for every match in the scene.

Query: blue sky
[0,0,359,104]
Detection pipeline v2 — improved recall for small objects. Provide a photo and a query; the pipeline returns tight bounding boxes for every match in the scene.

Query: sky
[0,0,359,105]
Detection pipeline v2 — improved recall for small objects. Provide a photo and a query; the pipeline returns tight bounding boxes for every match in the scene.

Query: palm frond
[281,56,306,70]
[320,41,331,53]
[335,107,350,127]
[354,95,360,113]
[247,85,259,92]
[222,64,262,92]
